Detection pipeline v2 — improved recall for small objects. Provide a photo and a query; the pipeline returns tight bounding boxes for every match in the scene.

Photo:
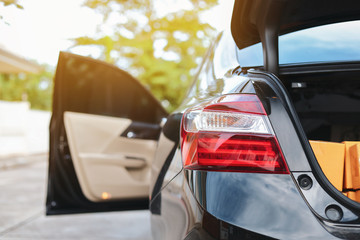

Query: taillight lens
[181,94,289,174]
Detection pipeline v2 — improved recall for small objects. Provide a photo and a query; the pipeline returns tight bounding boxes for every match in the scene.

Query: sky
[0,0,234,67]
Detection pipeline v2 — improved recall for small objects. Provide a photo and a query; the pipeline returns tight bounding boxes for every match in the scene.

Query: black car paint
[149,32,360,238]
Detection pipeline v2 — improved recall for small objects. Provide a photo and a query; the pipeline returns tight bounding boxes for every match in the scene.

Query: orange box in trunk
[309,140,345,191]
[346,191,360,202]
[343,142,360,190]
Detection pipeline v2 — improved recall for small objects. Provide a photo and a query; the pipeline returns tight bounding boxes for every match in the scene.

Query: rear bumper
[151,156,351,239]
[184,170,337,239]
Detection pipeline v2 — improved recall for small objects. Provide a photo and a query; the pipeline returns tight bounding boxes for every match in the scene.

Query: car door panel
[47,52,167,214]
[64,111,157,202]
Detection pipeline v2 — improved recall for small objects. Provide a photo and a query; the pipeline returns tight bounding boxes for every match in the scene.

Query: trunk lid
[231,0,360,74]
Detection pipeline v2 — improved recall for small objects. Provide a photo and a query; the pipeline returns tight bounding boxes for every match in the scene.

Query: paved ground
[0,155,152,240]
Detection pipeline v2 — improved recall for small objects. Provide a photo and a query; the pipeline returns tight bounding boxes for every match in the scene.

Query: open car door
[46,52,168,215]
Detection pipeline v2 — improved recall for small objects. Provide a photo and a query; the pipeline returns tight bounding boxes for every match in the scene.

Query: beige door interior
[64,111,157,202]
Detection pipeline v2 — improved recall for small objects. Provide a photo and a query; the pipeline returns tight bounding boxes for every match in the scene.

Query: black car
[46,0,360,239]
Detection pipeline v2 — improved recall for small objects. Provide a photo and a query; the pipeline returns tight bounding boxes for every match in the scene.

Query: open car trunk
[281,63,360,202]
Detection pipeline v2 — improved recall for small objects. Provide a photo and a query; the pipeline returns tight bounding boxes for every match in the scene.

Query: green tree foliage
[0,0,22,9]
[0,0,23,23]
[74,0,218,111]
[0,65,54,110]
[0,1,54,111]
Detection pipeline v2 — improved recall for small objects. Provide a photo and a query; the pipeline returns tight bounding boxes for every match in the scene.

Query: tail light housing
[181,94,289,174]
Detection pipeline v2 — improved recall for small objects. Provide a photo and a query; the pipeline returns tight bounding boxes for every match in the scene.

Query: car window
[279,20,360,64]
[236,20,360,67]
[56,53,167,124]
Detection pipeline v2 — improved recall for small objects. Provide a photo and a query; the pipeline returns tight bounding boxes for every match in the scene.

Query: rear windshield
[236,20,360,67]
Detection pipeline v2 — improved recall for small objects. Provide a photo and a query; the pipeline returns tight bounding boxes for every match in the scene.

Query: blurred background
[0,1,234,238]
[0,0,234,158]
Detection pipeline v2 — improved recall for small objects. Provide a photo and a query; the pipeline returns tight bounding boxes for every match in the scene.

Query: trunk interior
[280,63,360,202]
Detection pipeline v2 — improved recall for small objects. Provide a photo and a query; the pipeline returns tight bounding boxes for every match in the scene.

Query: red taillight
[181,94,289,174]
